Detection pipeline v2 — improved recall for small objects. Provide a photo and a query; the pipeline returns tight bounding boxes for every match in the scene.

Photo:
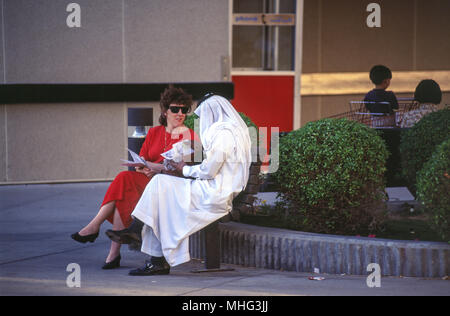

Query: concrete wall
[5,103,125,182]
[124,0,229,83]
[1,0,449,183]
[4,0,123,83]
[0,0,229,183]
[2,0,229,84]
[302,0,450,73]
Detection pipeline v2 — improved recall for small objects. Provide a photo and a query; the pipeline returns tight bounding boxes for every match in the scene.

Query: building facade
[1,0,449,183]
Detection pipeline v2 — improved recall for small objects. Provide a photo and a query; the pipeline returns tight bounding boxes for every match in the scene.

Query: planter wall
[190,222,449,278]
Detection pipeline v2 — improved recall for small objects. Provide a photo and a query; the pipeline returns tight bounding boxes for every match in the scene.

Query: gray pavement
[0,182,449,296]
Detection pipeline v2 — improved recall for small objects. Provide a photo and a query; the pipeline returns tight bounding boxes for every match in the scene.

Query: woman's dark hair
[414,79,442,104]
[159,87,193,126]
[369,65,392,85]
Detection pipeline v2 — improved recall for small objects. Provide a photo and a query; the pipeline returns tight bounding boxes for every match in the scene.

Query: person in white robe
[108,95,252,275]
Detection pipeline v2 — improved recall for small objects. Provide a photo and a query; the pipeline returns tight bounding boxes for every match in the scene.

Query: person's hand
[165,161,186,177]
[135,157,148,174]
[172,161,186,173]
[135,166,144,173]
[144,168,157,178]
[136,166,157,179]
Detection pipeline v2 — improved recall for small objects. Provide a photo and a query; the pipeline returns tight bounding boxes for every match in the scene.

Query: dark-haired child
[364,65,399,112]
[400,79,442,128]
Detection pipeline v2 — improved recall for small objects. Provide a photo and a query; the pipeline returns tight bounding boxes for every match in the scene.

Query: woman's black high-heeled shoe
[71,231,99,244]
[102,255,121,270]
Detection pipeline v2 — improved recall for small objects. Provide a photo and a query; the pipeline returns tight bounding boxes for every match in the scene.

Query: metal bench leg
[191,220,234,273]
[205,220,221,269]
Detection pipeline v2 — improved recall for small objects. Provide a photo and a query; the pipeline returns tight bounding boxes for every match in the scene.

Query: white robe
[131,126,249,267]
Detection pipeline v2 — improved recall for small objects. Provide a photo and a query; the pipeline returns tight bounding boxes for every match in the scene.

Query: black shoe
[105,219,143,245]
[71,231,99,244]
[102,255,121,270]
[128,259,170,276]
[128,241,142,252]
[105,228,141,245]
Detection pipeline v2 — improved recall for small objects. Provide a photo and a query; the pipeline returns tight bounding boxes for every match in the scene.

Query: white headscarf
[194,95,252,188]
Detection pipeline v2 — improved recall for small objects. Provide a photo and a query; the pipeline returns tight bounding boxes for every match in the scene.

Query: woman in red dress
[71,87,197,269]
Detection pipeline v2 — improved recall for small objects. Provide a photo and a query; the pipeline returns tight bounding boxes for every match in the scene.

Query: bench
[191,162,261,273]
[191,215,235,273]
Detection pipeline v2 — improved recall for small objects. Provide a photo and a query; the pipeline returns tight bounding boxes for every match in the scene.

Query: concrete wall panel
[4,0,124,83]
[124,0,229,83]
[6,103,126,182]
[320,0,414,73]
[416,0,450,70]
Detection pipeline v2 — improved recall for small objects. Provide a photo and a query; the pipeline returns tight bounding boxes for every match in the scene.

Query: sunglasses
[169,106,189,114]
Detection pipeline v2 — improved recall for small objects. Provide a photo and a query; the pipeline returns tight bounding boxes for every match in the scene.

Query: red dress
[103,125,196,227]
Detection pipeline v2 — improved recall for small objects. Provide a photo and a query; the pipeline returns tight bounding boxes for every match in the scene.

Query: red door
[232,75,294,132]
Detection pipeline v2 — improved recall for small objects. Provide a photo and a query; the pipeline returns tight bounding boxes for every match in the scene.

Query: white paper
[161,140,194,163]
[120,148,151,169]
[160,140,194,171]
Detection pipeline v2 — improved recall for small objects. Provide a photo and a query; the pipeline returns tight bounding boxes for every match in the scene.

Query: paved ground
[0,182,448,296]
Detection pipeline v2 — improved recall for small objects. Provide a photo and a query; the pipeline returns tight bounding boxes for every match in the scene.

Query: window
[232,0,296,71]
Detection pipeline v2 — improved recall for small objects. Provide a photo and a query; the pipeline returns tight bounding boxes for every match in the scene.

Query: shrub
[183,113,197,131]
[416,139,450,242]
[184,112,258,132]
[273,118,388,235]
[400,108,450,194]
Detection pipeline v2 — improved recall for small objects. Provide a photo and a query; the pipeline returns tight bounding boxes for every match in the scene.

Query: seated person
[71,87,197,270]
[400,79,442,128]
[364,65,399,113]
[105,95,252,276]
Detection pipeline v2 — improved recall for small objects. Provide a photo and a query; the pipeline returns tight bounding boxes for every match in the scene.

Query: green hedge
[184,112,258,132]
[400,108,450,194]
[416,139,450,242]
[273,118,388,235]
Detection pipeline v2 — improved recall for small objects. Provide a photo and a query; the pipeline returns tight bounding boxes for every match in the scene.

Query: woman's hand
[135,166,157,179]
